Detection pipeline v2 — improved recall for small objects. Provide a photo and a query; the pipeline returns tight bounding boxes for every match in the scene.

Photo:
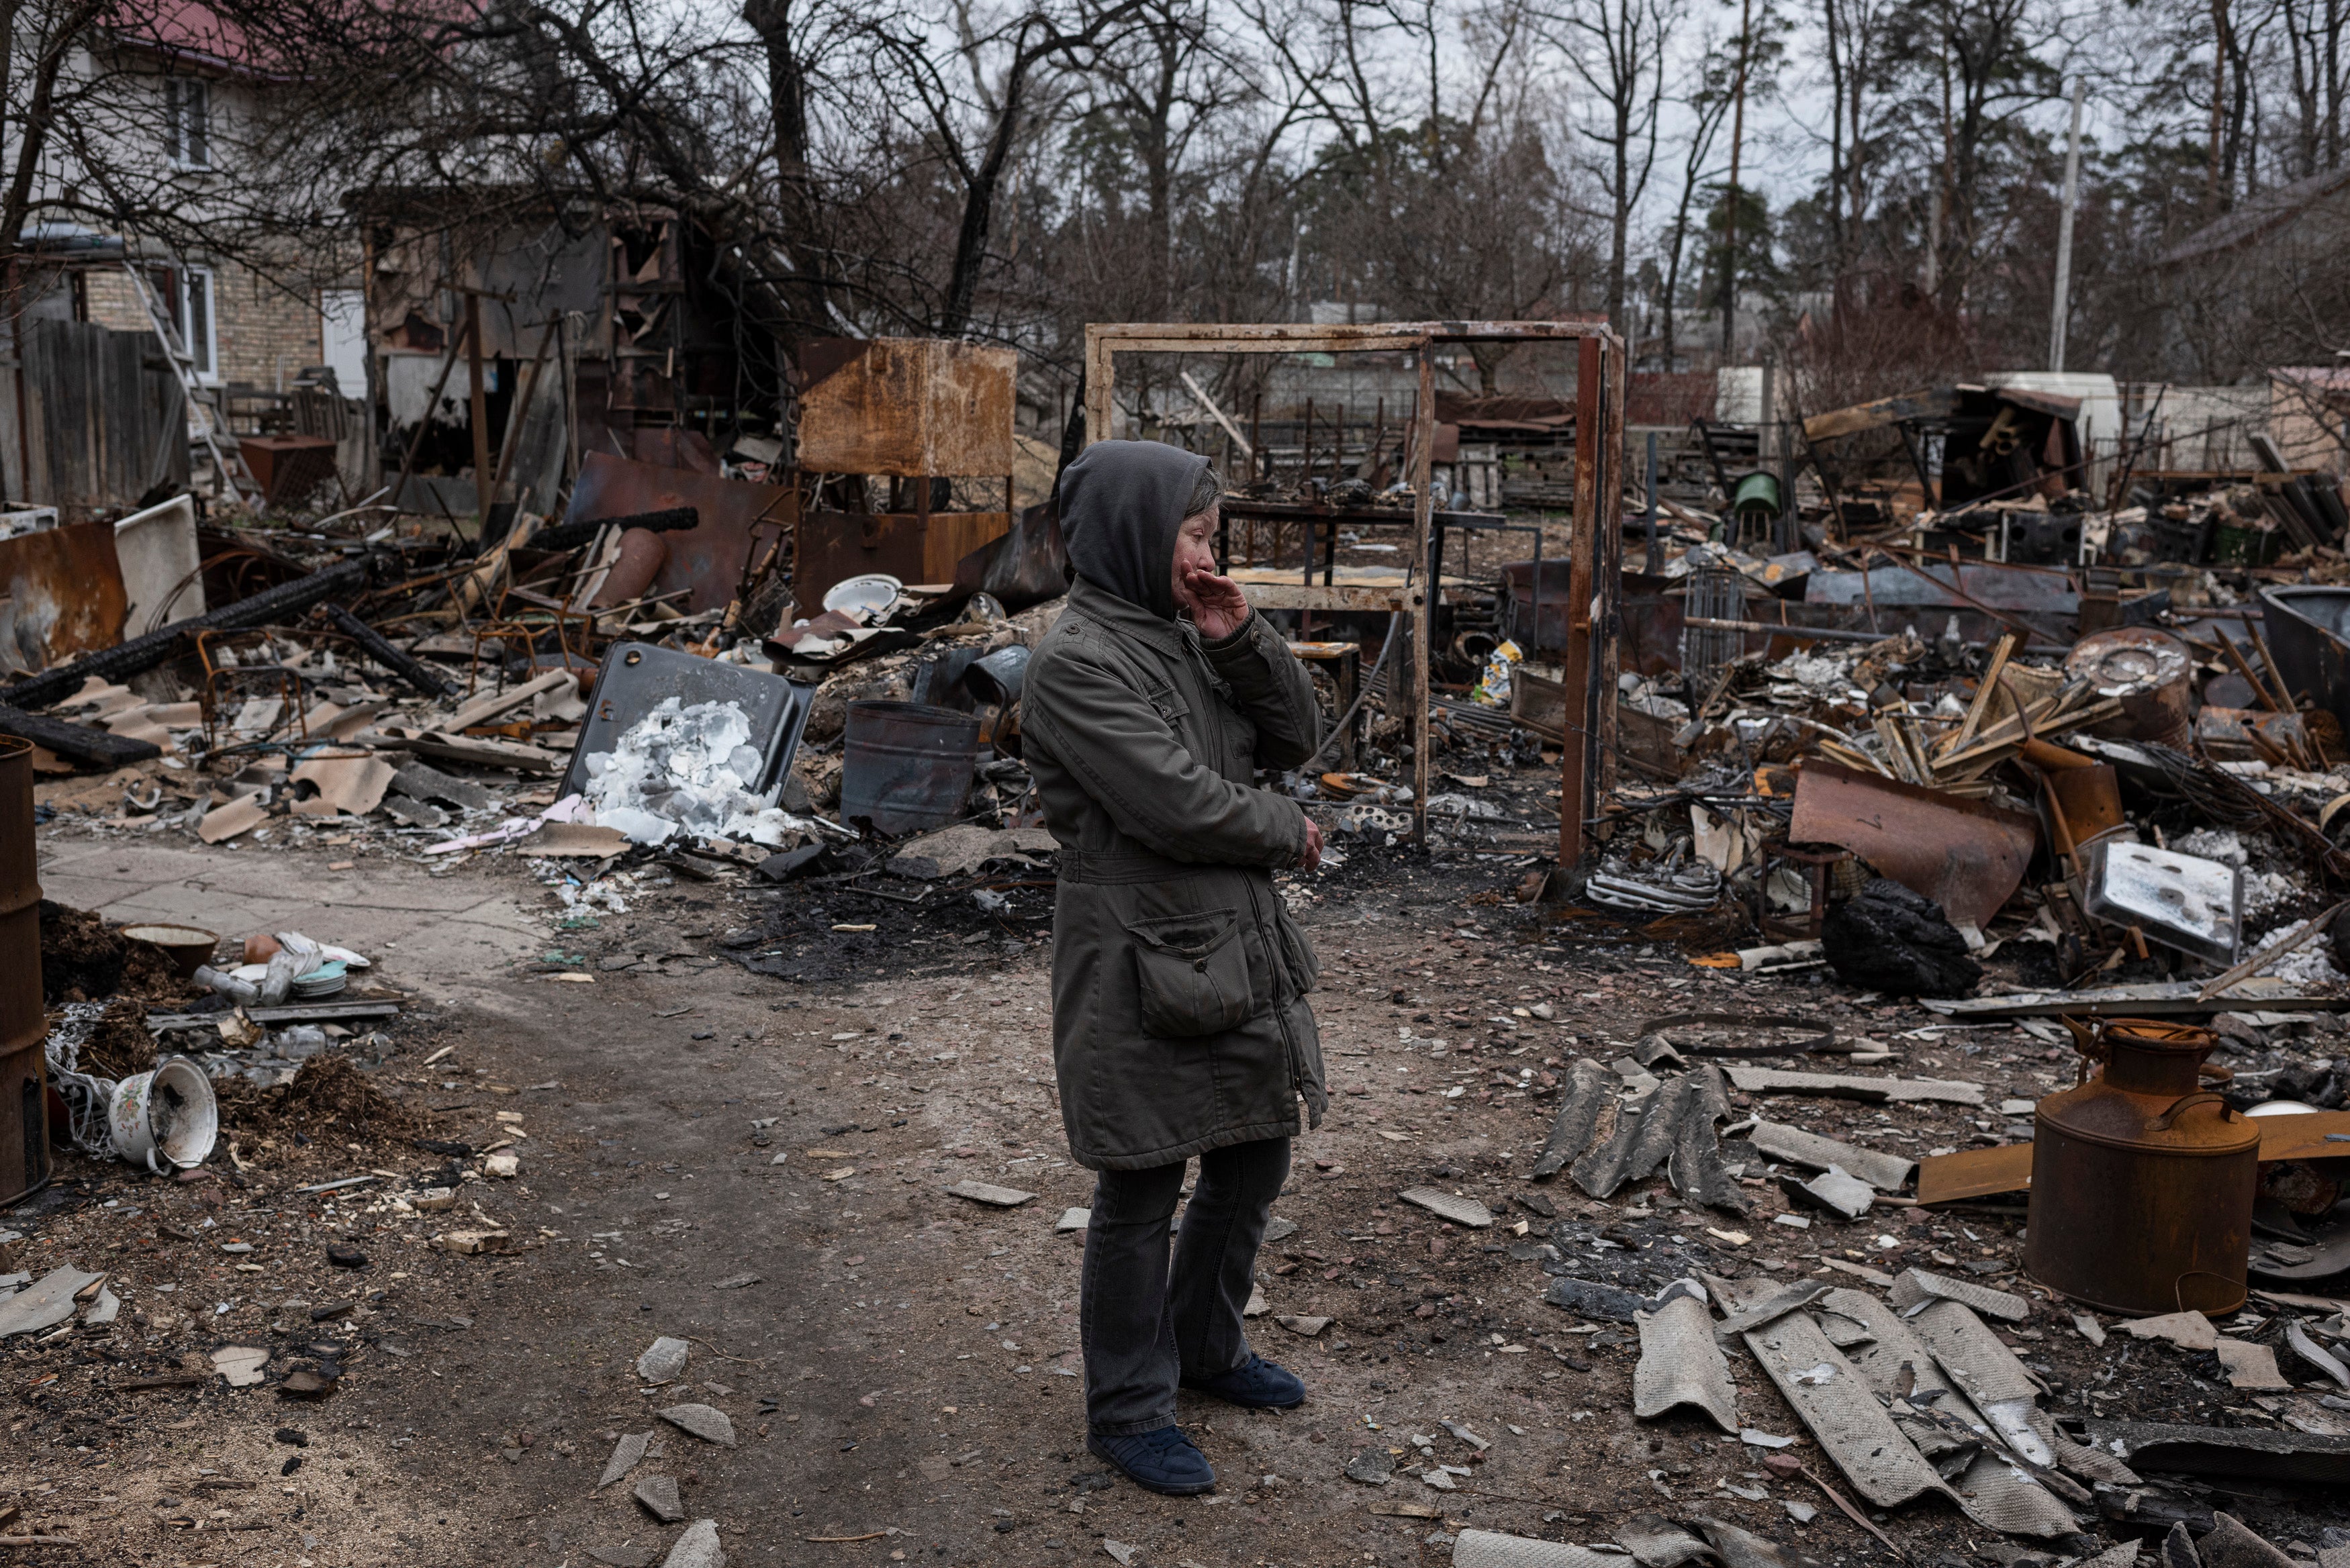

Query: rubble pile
[5,356,2350,1561]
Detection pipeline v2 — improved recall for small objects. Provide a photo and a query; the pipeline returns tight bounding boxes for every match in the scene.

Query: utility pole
[1721,0,1752,358]
[2049,77,2086,372]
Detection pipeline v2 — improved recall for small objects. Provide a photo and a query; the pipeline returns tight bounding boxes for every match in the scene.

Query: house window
[165,78,209,168]
[147,264,218,379]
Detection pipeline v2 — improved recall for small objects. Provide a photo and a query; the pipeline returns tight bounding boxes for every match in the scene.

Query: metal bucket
[0,735,50,1206]
[107,1057,218,1173]
[840,701,982,834]
[965,644,1031,708]
[2026,1016,2257,1316]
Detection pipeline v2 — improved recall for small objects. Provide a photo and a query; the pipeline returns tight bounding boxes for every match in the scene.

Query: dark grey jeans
[1079,1136,1290,1436]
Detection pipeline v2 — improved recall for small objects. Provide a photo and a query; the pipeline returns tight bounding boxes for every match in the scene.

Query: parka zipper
[1186,620,1309,1105]
[1241,874,1306,1101]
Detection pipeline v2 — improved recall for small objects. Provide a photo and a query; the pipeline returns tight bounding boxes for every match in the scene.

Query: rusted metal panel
[1789,758,2039,930]
[0,735,49,1206]
[794,510,1013,613]
[2017,738,2126,855]
[796,339,1017,479]
[2194,705,2312,765]
[565,452,794,616]
[238,435,340,507]
[2262,585,2350,733]
[0,520,130,676]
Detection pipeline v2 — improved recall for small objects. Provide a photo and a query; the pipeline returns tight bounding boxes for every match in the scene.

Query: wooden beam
[1801,387,1961,442]
[1560,336,1603,867]
[0,704,162,767]
[1237,582,1424,613]
[465,292,492,532]
[1597,330,1626,807]
[1086,320,1613,348]
[1180,371,1253,458]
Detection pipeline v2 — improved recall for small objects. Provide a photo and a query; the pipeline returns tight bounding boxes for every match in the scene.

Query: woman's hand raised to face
[1170,504,1251,640]
[1178,562,1253,640]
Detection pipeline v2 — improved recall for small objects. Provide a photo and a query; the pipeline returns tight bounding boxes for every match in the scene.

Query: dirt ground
[7,820,2349,1568]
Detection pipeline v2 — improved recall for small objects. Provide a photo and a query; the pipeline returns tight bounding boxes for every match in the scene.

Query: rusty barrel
[2064,628,2194,749]
[0,735,50,1206]
[840,701,982,835]
[2025,1017,2255,1316]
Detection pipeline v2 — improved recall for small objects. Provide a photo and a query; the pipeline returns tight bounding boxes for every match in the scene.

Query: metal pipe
[2049,77,2087,372]
[324,603,455,698]
[1644,431,1661,574]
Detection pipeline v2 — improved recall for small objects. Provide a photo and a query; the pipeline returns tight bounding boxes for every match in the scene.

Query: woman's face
[1170,504,1219,604]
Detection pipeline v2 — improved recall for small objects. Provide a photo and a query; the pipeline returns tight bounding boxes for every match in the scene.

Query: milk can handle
[2145,1091,2235,1132]
[2061,1015,2108,1085]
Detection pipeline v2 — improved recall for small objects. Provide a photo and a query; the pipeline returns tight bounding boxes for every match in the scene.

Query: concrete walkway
[34,831,547,1001]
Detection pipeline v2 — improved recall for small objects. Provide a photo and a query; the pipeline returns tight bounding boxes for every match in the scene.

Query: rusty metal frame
[1083,320,1626,855]
[193,630,313,755]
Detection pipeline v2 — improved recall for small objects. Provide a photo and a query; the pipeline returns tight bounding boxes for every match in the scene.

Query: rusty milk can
[2024,1016,2257,1317]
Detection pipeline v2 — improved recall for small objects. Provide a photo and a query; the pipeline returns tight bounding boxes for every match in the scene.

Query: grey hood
[1055,439,1209,622]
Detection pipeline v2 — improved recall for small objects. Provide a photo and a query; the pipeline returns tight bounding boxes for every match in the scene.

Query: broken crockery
[657,1404,737,1447]
[598,1430,653,1487]
[637,1336,690,1383]
[1781,1165,1874,1221]
[634,1473,686,1522]
[211,1344,269,1387]
[1396,1186,1495,1228]
[943,1180,1035,1208]
[107,1057,218,1172]
[660,1519,725,1568]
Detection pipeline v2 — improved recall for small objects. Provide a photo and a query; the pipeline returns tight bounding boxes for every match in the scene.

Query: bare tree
[863,1,1148,336]
[2277,0,2348,173]
[1659,36,1738,369]
[1818,0,1898,273]
[1883,0,2065,302]
[1542,0,1680,330]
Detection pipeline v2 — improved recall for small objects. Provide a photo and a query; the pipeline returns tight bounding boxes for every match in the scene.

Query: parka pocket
[1272,902,1321,1000]
[1127,908,1254,1037]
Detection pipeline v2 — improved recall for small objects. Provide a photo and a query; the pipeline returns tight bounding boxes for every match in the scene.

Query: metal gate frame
[1082,320,1627,859]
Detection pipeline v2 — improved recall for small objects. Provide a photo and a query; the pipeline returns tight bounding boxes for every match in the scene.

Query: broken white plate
[211,1344,269,1387]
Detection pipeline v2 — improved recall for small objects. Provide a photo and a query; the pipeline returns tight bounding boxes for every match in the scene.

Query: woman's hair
[1184,463,1224,520]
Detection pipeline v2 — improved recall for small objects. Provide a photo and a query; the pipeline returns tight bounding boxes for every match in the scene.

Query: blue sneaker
[1087,1426,1217,1496]
[1182,1351,1305,1409]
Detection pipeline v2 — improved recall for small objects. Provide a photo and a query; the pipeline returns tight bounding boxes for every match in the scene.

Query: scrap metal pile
[0,469,1072,879]
[1573,481,2350,1018]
